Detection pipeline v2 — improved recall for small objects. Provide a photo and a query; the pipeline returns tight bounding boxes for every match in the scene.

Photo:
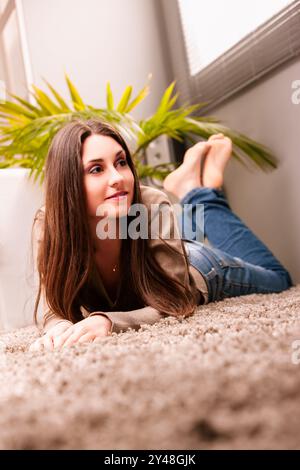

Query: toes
[224,136,233,146]
[208,133,224,141]
[189,142,212,158]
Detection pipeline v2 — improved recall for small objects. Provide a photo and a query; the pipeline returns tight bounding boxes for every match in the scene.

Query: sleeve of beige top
[89,306,167,334]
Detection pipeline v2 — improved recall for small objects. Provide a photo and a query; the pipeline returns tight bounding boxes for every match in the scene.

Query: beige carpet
[1,285,300,450]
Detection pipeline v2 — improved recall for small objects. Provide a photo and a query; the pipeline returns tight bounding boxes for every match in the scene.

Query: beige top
[34,184,208,334]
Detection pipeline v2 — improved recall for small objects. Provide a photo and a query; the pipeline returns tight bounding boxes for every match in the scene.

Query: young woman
[29,120,293,351]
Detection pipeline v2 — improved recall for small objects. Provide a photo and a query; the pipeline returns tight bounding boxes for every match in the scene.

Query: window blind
[160,0,300,113]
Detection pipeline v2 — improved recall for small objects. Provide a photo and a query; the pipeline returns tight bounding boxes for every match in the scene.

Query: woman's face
[82,134,135,220]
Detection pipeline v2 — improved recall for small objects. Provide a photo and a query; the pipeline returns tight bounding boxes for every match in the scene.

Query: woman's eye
[88,159,127,174]
[89,165,102,174]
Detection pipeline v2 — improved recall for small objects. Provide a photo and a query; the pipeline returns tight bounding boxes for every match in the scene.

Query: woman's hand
[52,315,112,350]
[29,320,73,352]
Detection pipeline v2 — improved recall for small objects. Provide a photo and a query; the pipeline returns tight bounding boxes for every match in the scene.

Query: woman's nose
[107,166,124,185]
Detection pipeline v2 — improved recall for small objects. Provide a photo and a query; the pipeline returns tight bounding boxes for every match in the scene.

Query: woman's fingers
[53,326,75,349]
[29,335,53,352]
[29,338,43,352]
[60,331,95,348]
[50,321,73,336]
[62,330,96,348]
[77,333,96,344]
[41,335,54,351]
[50,317,112,350]
[61,331,85,348]
[30,331,99,352]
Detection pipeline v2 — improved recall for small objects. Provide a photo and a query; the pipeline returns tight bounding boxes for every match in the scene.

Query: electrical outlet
[144,135,175,188]
[145,135,174,167]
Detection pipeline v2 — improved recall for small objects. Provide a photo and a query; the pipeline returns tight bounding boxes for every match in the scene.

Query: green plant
[0,74,277,184]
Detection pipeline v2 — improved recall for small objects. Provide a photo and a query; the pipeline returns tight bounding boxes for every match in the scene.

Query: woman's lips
[105,191,128,200]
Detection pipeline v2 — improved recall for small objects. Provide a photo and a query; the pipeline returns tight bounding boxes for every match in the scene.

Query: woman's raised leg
[163,135,293,302]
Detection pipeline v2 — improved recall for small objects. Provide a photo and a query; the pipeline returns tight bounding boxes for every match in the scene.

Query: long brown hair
[33,119,197,326]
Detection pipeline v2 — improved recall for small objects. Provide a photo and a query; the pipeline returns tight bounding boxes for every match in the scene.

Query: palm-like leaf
[106,82,114,111]
[43,79,70,112]
[65,74,85,111]
[117,86,132,113]
[133,89,277,172]
[0,77,145,183]
[0,75,277,185]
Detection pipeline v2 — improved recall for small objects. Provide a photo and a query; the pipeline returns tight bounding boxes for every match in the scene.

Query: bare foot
[202,134,233,189]
[163,142,211,200]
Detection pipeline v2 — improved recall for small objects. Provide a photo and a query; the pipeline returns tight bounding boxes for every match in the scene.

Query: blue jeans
[178,187,293,303]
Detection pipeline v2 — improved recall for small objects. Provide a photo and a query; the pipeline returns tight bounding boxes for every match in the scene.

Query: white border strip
[15,0,34,102]
[0,0,15,33]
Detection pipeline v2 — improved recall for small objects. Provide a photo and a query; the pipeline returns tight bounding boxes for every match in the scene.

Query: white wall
[212,58,300,283]
[21,0,170,120]
[0,170,44,331]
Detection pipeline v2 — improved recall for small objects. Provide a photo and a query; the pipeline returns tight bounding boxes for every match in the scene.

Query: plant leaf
[155,81,176,118]
[65,74,85,111]
[125,84,150,113]
[31,85,62,114]
[6,93,43,116]
[0,101,36,119]
[117,86,132,113]
[106,82,114,110]
[43,79,71,111]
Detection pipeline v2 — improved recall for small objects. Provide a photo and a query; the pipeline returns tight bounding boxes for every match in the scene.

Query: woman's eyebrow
[85,149,125,164]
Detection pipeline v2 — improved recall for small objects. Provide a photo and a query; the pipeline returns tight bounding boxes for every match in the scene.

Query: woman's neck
[94,237,122,259]
[89,217,122,265]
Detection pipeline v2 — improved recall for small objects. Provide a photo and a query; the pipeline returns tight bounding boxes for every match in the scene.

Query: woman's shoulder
[32,205,46,246]
[35,205,45,215]
[34,205,45,224]
[139,184,178,205]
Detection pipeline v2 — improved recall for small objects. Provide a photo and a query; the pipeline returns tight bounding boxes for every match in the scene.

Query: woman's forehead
[81,134,123,163]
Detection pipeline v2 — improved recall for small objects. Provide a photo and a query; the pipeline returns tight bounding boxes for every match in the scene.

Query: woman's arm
[89,306,167,333]
[42,309,73,333]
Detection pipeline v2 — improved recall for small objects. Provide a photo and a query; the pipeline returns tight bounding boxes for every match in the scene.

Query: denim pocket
[222,273,253,298]
[212,248,245,269]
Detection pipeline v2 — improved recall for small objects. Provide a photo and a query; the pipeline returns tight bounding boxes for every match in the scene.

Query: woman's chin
[100,198,131,219]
